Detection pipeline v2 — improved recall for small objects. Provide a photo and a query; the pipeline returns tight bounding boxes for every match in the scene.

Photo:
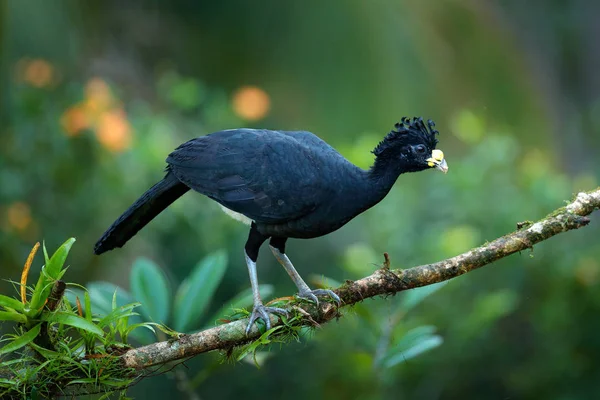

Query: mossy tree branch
[121,188,600,370]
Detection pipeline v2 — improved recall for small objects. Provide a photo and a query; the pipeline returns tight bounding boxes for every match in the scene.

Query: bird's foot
[297,289,341,306]
[246,303,288,335]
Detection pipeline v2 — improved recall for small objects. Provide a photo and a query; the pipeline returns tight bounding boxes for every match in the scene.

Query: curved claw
[297,289,341,306]
[246,304,288,335]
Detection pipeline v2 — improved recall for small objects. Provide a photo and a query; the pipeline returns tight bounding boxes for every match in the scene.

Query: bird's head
[372,117,448,174]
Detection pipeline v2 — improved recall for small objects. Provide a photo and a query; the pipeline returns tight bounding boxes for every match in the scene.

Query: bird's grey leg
[244,225,287,335]
[269,238,341,306]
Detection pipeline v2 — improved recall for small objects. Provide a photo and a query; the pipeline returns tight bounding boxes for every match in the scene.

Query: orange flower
[232,86,271,121]
[96,109,132,152]
[7,202,32,231]
[23,59,53,88]
[84,78,113,114]
[60,105,89,136]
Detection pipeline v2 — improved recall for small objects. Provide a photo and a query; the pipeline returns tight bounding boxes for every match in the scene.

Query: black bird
[94,117,448,333]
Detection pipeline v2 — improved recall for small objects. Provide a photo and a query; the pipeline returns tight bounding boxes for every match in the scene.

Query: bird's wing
[166,129,335,223]
[277,130,343,157]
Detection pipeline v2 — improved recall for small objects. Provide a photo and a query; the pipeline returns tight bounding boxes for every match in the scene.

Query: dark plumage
[94,116,448,333]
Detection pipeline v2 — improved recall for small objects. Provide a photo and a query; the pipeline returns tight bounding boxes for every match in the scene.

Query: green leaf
[86,282,135,315]
[82,283,153,343]
[0,311,27,323]
[42,241,49,264]
[97,303,141,329]
[384,336,443,367]
[173,250,228,332]
[400,281,448,313]
[236,326,282,363]
[130,258,171,323]
[0,323,41,355]
[381,325,443,368]
[29,342,71,361]
[29,238,76,313]
[0,294,25,313]
[46,238,76,280]
[84,291,92,321]
[208,284,273,325]
[123,322,157,345]
[41,311,103,336]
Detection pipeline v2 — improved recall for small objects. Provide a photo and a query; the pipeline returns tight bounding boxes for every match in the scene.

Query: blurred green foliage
[1,1,600,399]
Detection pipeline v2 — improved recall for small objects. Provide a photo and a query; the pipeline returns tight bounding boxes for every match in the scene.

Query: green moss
[516,220,534,230]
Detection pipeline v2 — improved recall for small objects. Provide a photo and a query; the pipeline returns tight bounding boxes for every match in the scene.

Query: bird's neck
[366,156,404,200]
[340,157,404,215]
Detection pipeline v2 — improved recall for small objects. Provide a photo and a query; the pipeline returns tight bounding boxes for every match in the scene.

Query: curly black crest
[372,117,439,157]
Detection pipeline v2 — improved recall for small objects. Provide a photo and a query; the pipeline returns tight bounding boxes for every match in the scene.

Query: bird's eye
[414,145,426,154]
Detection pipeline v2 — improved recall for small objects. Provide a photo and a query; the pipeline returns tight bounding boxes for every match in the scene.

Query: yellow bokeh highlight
[7,202,32,231]
[96,108,132,153]
[232,86,270,121]
[519,148,551,180]
[440,225,481,257]
[84,78,114,113]
[450,109,484,144]
[343,242,378,276]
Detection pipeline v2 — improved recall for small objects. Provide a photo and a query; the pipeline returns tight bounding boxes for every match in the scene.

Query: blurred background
[1,0,600,399]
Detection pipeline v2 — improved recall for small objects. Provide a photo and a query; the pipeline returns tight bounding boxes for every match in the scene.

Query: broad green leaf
[130,258,171,323]
[208,284,273,325]
[41,311,103,336]
[383,335,443,368]
[29,238,76,313]
[381,325,443,368]
[0,311,27,323]
[0,323,41,355]
[0,294,24,313]
[393,325,437,346]
[46,238,76,280]
[400,281,448,313]
[173,250,228,332]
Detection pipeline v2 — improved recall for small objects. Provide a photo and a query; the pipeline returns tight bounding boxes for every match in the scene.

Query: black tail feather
[94,172,189,255]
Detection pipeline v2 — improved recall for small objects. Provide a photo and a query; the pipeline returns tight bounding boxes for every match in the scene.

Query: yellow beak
[426,149,448,173]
